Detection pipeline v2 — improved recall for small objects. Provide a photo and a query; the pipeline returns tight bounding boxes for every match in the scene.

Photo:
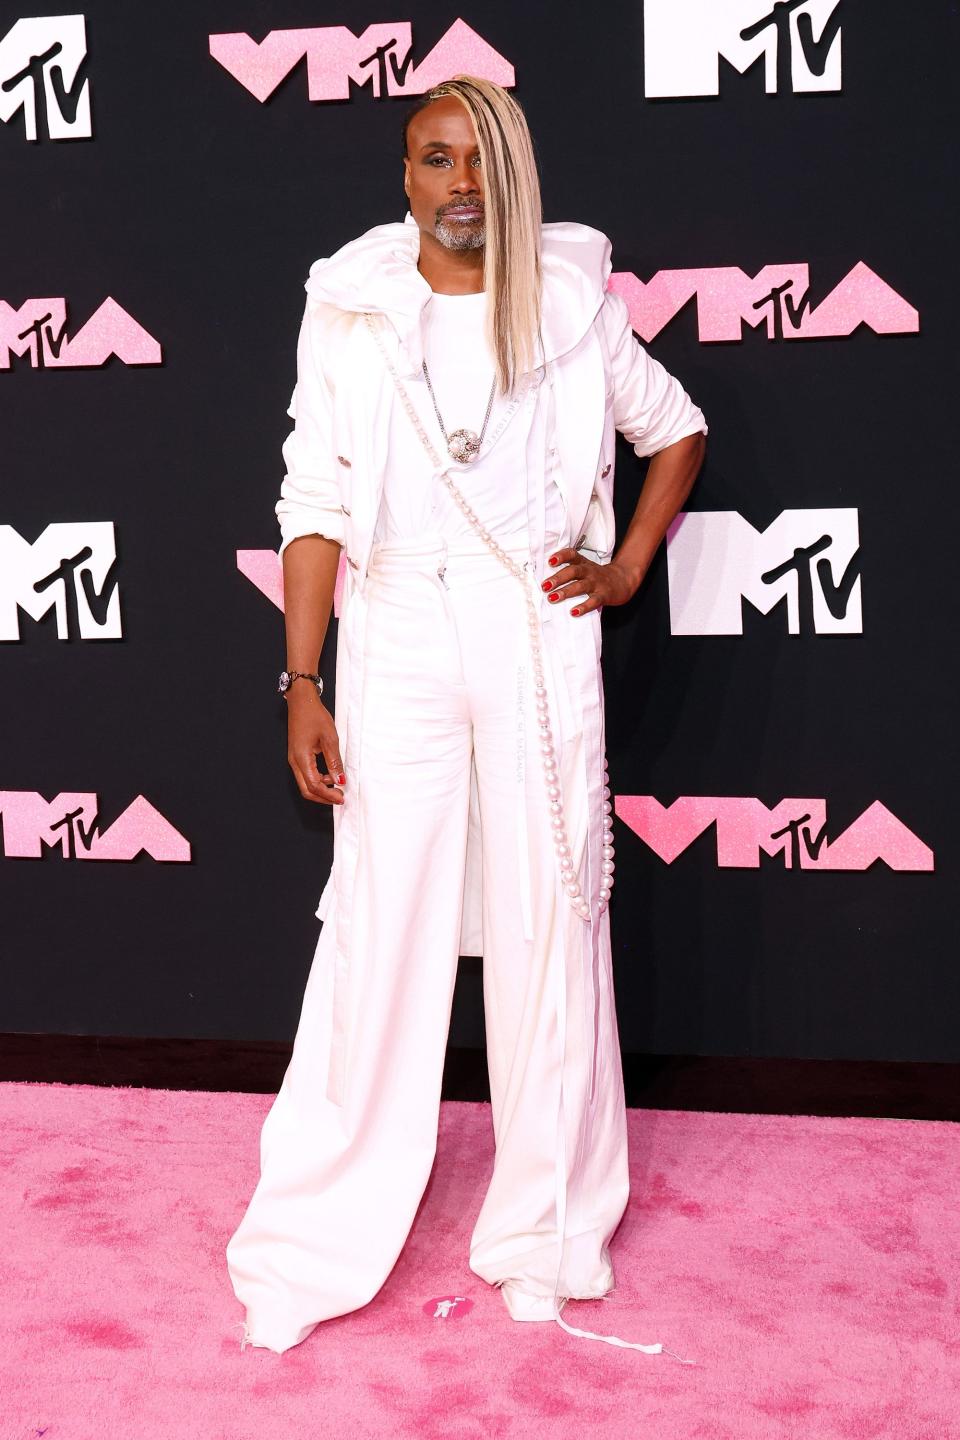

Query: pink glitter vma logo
[209,18,513,103]
[236,550,346,619]
[0,793,190,861]
[616,797,933,872]
[0,299,162,370]
[608,263,918,343]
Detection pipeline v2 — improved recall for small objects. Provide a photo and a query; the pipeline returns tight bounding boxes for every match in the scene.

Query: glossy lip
[444,206,483,221]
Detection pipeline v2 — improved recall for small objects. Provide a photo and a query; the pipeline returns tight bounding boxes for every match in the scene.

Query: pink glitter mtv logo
[615,797,933,872]
[608,262,918,344]
[209,18,514,103]
[0,793,190,861]
[0,299,162,370]
[236,549,346,618]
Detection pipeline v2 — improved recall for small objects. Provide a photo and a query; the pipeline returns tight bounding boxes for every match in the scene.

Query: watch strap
[278,669,324,697]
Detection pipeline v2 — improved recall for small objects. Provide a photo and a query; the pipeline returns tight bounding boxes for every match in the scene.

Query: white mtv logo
[0,522,121,639]
[0,14,91,140]
[644,0,841,97]
[666,509,861,635]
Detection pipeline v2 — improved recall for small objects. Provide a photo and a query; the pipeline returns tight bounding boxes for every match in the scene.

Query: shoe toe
[500,1282,567,1323]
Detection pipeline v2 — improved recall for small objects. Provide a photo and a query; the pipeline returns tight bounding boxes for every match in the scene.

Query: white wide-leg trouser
[225,530,645,1356]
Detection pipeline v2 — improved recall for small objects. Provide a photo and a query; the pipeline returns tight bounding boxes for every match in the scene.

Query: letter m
[0,299,67,368]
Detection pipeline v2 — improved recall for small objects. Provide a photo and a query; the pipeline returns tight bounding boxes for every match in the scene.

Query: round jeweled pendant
[447,428,481,463]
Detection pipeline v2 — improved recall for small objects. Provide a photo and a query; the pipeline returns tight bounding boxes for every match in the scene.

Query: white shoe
[499,1282,568,1323]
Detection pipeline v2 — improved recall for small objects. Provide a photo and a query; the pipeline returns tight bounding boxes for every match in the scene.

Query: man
[226,76,706,1358]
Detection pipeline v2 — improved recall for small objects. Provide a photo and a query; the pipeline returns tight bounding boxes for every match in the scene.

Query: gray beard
[434,216,486,251]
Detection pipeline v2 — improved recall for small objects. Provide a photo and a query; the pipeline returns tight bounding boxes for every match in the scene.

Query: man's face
[403,96,485,252]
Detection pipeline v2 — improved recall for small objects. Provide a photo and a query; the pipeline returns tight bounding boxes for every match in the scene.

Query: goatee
[435,206,486,252]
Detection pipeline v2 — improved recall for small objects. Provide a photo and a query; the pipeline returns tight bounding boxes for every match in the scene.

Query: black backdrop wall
[3,1,957,1063]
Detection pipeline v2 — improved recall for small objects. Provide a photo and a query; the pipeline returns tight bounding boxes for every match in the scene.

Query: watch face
[278,670,291,693]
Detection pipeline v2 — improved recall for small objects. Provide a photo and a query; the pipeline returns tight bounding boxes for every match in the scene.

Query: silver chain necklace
[421,357,497,464]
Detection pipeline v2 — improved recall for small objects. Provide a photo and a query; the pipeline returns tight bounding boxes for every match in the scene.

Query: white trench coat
[275,212,708,1112]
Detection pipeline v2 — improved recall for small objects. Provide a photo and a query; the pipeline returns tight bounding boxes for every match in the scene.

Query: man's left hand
[541,549,642,617]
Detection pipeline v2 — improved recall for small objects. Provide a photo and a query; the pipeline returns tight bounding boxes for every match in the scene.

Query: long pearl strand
[362,312,615,921]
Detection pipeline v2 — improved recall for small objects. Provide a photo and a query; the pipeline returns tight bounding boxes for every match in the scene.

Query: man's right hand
[285,686,346,805]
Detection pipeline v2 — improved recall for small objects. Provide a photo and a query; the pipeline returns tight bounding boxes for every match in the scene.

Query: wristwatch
[278,669,324,698]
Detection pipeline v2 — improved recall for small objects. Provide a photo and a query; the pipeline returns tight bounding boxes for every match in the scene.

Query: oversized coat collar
[302,211,612,377]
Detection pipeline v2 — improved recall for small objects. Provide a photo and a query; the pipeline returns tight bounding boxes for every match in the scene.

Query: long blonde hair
[403,76,543,395]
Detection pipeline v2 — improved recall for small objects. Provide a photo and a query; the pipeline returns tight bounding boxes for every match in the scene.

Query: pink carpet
[2,1081,956,1438]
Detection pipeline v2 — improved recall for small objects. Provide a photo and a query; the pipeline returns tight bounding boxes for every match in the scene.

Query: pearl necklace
[362,312,615,921]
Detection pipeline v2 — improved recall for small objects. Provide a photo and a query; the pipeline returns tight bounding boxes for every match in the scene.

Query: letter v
[209,31,311,102]
[816,548,860,621]
[796,7,842,79]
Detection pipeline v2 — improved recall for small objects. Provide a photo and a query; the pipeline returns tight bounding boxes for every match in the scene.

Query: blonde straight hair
[406,76,544,396]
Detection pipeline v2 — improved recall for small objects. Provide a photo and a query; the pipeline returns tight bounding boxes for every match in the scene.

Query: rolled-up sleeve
[601,289,708,458]
[275,295,346,557]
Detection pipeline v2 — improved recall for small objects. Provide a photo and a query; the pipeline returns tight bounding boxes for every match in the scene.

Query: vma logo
[666,509,861,636]
[210,18,513,104]
[616,797,933,872]
[608,263,918,345]
[0,792,190,862]
[0,14,91,141]
[0,523,121,641]
[644,0,841,98]
[0,298,162,370]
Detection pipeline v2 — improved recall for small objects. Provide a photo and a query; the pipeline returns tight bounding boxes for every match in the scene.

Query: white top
[372,289,565,547]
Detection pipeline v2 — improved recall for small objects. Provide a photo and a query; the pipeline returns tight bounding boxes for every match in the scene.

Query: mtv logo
[644,0,841,98]
[0,522,121,640]
[666,509,861,635]
[0,13,91,140]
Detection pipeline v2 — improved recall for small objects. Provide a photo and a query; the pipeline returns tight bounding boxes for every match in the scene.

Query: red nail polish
[548,555,558,565]
[541,580,552,591]
[548,593,559,602]
[571,607,580,616]
[338,773,346,784]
